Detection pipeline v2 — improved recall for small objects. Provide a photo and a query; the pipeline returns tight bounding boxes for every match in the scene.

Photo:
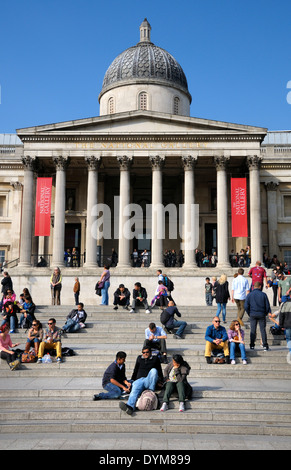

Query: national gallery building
[0,20,290,302]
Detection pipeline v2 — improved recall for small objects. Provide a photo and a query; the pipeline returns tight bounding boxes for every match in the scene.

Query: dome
[99,19,191,102]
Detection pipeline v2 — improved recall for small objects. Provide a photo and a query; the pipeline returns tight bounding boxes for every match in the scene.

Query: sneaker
[37,358,42,363]
[57,357,62,363]
[206,357,212,364]
[160,402,168,412]
[129,309,135,313]
[113,306,118,310]
[9,330,15,334]
[145,309,151,314]
[250,345,255,350]
[231,359,236,365]
[263,346,270,352]
[225,356,231,364]
[9,359,20,371]
[179,402,185,412]
[173,334,183,339]
[93,394,101,401]
[242,360,247,365]
[119,401,133,415]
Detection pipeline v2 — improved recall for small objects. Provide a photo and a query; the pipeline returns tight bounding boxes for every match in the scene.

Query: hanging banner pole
[231,177,248,237]
[35,177,52,236]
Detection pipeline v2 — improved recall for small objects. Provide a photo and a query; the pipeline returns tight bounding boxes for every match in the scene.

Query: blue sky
[0,0,291,133]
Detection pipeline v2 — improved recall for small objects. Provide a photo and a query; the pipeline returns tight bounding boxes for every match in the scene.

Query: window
[284,195,291,217]
[139,92,147,110]
[284,250,291,266]
[174,97,180,115]
[108,97,114,115]
[0,250,5,264]
[0,196,6,217]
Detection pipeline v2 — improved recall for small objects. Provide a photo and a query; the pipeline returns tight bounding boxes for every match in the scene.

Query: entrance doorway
[205,223,217,255]
[65,223,81,265]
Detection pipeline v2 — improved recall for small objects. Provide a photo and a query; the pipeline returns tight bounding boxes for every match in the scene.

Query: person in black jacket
[61,303,87,333]
[93,351,131,400]
[113,284,130,310]
[244,281,271,351]
[130,282,151,313]
[119,347,163,415]
[1,272,13,295]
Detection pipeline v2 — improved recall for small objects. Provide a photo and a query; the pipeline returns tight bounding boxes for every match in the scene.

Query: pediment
[17,110,267,141]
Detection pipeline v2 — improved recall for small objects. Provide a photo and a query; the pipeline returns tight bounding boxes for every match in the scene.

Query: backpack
[163,276,174,292]
[136,390,158,411]
[21,350,37,363]
[160,309,171,325]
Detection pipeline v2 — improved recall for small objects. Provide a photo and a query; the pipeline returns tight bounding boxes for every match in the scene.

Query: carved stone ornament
[10,181,23,191]
[53,156,70,171]
[265,181,279,191]
[149,155,165,170]
[85,156,101,171]
[182,155,198,171]
[117,155,133,171]
[214,155,230,171]
[247,155,262,170]
[21,156,37,171]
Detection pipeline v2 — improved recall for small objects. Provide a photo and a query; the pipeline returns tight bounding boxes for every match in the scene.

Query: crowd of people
[1,260,291,416]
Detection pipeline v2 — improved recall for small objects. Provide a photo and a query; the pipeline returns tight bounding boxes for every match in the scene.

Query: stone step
[1,364,288,379]
[1,396,291,412]
[1,420,290,437]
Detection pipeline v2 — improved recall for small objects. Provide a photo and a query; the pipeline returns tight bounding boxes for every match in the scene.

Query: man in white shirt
[143,322,168,364]
[231,268,250,326]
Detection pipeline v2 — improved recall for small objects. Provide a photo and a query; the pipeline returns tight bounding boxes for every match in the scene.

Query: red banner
[35,177,52,236]
[231,178,248,237]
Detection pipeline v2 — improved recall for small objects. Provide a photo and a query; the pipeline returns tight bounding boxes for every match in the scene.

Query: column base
[216,263,231,270]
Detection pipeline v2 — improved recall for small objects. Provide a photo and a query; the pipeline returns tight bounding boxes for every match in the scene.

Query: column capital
[53,156,70,171]
[117,155,133,171]
[214,155,230,171]
[10,181,23,191]
[247,155,262,170]
[182,155,198,171]
[21,155,37,171]
[149,155,165,170]
[265,181,279,191]
[85,155,101,171]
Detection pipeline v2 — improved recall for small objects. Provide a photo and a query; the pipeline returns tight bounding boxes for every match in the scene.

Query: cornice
[19,134,264,143]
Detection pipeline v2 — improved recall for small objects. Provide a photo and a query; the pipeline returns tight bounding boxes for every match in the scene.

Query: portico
[16,111,266,271]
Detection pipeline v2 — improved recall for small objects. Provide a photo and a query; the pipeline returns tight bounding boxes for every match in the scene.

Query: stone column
[117,156,133,268]
[214,155,230,268]
[52,156,69,267]
[84,156,101,267]
[182,155,198,268]
[19,157,36,267]
[150,155,165,268]
[247,155,263,265]
[265,181,279,258]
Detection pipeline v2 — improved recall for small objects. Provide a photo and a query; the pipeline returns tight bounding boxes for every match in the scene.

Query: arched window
[139,92,147,110]
[174,96,180,115]
[108,97,114,114]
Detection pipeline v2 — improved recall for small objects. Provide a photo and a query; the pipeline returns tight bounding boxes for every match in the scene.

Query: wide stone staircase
[0,304,291,444]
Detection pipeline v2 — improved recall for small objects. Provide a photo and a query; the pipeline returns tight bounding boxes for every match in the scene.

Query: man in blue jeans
[119,347,163,415]
[244,281,271,351]
[161,301,187,339]
[93,351,131,400]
